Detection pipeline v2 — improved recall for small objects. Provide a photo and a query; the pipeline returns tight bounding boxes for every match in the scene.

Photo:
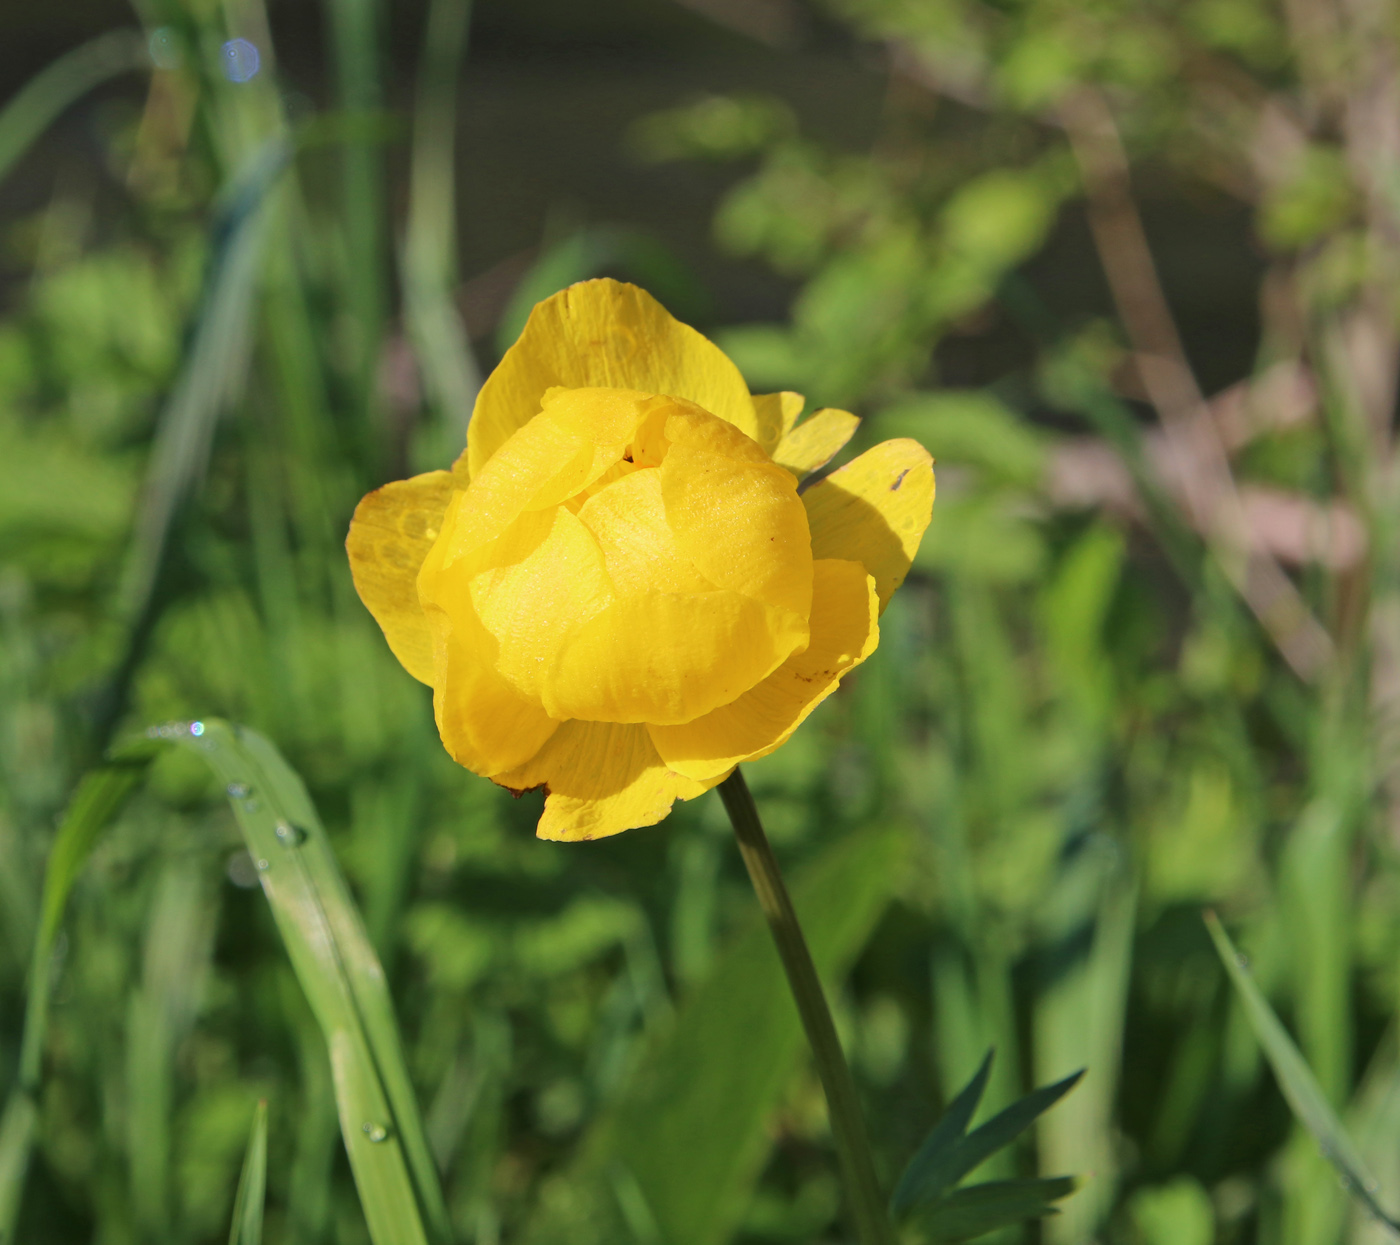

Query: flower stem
[718,767,898,1245]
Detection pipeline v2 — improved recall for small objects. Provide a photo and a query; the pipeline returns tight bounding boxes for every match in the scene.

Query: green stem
[718,768,898,1245]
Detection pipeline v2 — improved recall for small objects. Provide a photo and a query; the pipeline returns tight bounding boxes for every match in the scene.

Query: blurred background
[3,0,1400,1242]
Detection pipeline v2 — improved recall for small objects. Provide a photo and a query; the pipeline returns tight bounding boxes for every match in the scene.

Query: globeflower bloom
[347,280,933,841]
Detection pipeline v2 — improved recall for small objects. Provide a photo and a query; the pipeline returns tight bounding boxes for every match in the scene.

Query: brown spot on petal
[891,469,910,491]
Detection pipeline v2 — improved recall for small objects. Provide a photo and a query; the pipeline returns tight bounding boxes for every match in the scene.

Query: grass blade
[178,719,452,1245]
[0,29,148,185]
[228,1100,269,1245]
[99,139,291,749]
[1205,911,1400,1232]
[403,0,480,451]
[0,737,162,1243]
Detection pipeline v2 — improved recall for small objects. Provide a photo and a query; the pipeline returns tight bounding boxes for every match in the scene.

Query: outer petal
[648,560,878,780]
[494,720,724,841]
[346,469,460,684]
[773,409,861,479]
[802,438,934,612]
[751,390,805,454]
[418,495,561,776]
[468,279,759,474]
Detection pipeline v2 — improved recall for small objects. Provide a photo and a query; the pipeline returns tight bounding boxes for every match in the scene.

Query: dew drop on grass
[275,821,307,846]
[255,858,270,872]
[226,782,251,799]
[362,1122,389,1143]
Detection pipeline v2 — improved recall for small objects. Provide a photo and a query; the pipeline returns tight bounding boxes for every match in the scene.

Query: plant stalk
[718,767,898,1245]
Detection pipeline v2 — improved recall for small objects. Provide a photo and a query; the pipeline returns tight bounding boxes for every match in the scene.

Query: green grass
[4,0,1400,1241]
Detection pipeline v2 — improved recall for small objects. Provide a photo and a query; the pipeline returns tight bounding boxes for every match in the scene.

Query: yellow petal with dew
[773,408,861,479]
[417,495,561,775]
[751,390,805,453]
[495,721,723,841]
[649,559,878,780]
[802,438,934,612]
[544,590,799,725]
[660,407,813,621]
[468,279,758,474]
[346,469,460,685]
[576,468,714,597]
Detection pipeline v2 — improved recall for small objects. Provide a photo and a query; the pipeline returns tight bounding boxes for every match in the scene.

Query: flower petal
[468,279,759,474]
[660,408,813,621]
[544,589,797,725]
[441,395,642,567]
[648,559,878,780]
[417,497,561,776]
[495,720,724,841]
[801,438,934,612]
[773,408,861,479]
[466,505,615,702]
[346,469,461,684]
[751,390,805,453]
[576,468,714,597]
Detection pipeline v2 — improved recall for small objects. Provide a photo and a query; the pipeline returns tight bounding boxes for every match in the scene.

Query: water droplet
[244,798,261,812]
[225,851,260,888]
[256,858,271,872]
[362,1122,389,1143]
[220,38,261,83]
[189,721,204,737]
[226,782,251,799]
[275,822,307,846]
[1236,953,1250,970]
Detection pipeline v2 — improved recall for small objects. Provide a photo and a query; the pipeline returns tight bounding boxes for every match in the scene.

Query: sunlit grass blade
[100,139,292,749]
[0,736,162,1243]
[403,0,480,454]
[1205,911,1400,1232]
[177,720,452,1245]
[228,1100,269,1245]
[0,29,148,185]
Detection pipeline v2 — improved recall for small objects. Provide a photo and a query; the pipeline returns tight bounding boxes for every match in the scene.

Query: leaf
[914,1177,1078,1242]
[179,720,451,1245]
[0,737,161,1245]
[228,1100,269,1245]
[891,1052,993,1214]
[1,720,452,1245]
[523,824,908,1245]
[1205,911,1400,1233]
[891,1050,1082,1216]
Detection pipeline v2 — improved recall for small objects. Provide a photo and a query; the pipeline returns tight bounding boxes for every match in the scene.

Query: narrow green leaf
[228,1100,269,1245]
[177,720,451,1245]
[941,1071,1084,1195]
[891,1051,994,1214]
[1205,911,1400,1232]
[0,29,148,184]
[0,738,161,1245]
[914,1177,1078,1242]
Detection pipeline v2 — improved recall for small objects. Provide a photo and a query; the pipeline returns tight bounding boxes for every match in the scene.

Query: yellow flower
[347,280,933,841]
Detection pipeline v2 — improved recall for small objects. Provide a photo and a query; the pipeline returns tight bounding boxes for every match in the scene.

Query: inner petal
[468,505,614,702]
[576,468,714,597]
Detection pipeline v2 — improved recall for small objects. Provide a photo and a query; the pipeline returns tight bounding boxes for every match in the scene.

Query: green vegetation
[3,0,1400,1242]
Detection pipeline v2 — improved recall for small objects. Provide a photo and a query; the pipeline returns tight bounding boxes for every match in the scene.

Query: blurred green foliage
[4,0,1400,1242]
